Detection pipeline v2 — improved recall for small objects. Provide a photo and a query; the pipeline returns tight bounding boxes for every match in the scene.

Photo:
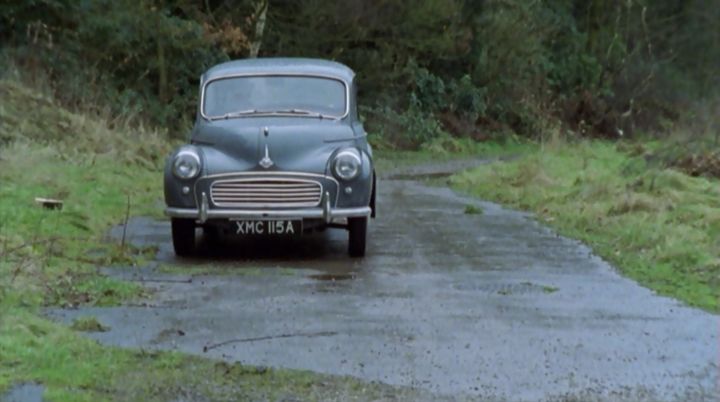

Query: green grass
[451,140,720,311]
[0,80,427,401]
[0,141,162,308]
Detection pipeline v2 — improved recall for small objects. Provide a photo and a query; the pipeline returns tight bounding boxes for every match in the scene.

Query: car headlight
[172,149,201,179]
[333,149,362,181]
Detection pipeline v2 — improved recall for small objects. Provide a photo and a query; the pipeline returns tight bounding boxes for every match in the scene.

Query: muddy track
[48,160,718,401]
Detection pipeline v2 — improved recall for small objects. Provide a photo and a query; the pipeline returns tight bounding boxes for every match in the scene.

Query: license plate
[233,220,302,236]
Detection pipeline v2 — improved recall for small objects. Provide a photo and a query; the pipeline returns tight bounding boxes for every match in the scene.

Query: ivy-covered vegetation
[2,0,718,149]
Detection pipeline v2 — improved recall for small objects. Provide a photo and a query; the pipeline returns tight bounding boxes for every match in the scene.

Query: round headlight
[172,149,201,179]
[333,149,362,181]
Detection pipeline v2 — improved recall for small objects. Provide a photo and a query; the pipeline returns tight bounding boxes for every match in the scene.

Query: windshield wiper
[273,109,336,120]
[210,109,271,120]
[209,108,337,120]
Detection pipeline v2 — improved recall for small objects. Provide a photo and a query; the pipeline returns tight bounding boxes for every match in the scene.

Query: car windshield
[203,75,347,119]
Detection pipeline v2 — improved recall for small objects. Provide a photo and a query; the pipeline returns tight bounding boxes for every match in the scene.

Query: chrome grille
[210,178,322,208]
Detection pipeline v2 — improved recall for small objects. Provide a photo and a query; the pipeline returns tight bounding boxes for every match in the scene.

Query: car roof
[202,58,355,83]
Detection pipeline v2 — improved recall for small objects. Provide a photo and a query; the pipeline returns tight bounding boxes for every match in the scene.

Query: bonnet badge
[259,144,274,169]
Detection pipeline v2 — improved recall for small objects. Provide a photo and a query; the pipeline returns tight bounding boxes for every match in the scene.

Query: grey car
[164,58,376,257]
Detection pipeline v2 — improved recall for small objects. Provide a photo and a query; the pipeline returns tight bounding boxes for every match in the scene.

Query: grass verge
[451,140,720,311]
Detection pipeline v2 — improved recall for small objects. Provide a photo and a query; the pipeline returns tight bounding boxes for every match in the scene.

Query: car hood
[191,117,359,176]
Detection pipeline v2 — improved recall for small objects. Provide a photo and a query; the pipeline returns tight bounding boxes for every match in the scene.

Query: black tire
[203,225,220,243]
[370,173,377,218]
[348,217,368,257]
[171,218,196,257]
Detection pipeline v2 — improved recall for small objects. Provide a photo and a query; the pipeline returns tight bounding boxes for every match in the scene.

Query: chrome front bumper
[165,206,371,222]
[165,191,370,224]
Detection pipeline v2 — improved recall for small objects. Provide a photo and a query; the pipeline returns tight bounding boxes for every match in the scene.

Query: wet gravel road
[49,167,718,401]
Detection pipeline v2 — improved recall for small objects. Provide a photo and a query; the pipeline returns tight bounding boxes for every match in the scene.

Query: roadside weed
[69,316,110,332]
[463,204,483,215]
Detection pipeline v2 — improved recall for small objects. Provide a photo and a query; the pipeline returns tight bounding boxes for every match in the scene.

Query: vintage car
[164,58,376,257]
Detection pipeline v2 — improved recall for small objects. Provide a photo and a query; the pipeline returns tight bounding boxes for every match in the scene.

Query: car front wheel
[348,216,367,257]
[171,218,196,257]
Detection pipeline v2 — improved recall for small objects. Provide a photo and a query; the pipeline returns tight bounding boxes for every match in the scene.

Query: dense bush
[1,0,718,146]
[1,0,227,133]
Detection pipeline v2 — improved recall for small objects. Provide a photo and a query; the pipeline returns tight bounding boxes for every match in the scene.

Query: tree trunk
[157,38,168,102]
[249,0,268,58]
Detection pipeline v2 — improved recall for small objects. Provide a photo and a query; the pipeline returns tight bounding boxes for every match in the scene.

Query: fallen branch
[120,193,131,250]
[203,331,338,352]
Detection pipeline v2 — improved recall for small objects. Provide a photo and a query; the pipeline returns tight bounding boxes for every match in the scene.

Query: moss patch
[464,204,483,215]
[69,316,110,332]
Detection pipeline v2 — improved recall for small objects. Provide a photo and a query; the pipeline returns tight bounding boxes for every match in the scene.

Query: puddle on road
[453,281,558,295]
[2,383,45,402]
[380,157,494,181]
[306,272,358,294]
[386,171,454,180]
[308,272,357,281]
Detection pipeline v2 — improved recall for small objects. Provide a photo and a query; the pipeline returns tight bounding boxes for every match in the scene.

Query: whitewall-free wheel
[171,218,196,257]
[348,216,368,257]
